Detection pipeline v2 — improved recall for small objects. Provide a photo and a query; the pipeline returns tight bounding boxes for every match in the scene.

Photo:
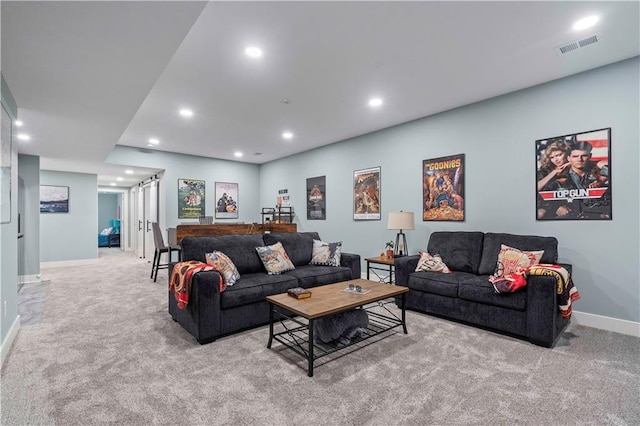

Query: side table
[365,256,395,284]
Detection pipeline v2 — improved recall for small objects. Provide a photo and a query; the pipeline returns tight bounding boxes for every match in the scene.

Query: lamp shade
[387,211,415,230]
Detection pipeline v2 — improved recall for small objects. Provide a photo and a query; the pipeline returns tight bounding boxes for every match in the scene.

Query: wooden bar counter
[176,223,297,244]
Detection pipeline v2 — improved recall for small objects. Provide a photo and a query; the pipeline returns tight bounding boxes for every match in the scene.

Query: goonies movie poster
[423,154,465,221]
[535,128,611,221]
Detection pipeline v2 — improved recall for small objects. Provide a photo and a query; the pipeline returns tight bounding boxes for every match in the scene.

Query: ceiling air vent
[555,34,601,55]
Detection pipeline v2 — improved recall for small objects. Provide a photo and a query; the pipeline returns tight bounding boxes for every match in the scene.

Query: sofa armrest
[340,252,361,279]
[168,266,224,344]
[395,255,420,286]
[525,270,570,347]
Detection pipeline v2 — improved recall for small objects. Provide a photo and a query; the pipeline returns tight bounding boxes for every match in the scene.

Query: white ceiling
[3,1,639,189]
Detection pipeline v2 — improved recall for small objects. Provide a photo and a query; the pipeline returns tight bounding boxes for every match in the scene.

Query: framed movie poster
[353,166,380,220]
[178,179,205,219]
[40,185,69,213]
[307,176,326,220]
[535,127,611,220]
[423,154,465,221]
[215,182,239,219]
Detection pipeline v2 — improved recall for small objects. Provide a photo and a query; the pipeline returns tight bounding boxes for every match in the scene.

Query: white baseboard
[18,274,41,284]
[41,258,100,268]
[571,310,640,338]
[0,315,21,371]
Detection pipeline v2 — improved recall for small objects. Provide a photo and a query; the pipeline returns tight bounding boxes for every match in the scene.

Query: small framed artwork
[307,176,326,220]
[178,179,205,219]
[353,166,380,220]
[535,128,611,220]
[422,154,465,221]
[215,182,239,219]
[40,185,69,213]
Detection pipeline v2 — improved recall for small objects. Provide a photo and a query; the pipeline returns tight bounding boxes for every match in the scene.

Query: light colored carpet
[2,250,639,425]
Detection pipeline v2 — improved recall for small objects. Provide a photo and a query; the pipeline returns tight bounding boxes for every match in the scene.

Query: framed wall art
[1,103,11,223]
[422,154,465,221]
[307,176,326,220]
[535,127,611,220]
[40,185,69,213]
[215,182,238,219]
[178,178,205,219]
[353,166,380,220]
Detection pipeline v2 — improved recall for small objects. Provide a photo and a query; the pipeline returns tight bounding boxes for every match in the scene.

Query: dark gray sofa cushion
[284,264,352,288]
[407,271,478,298]
[458,276,526,311]
[180,234,266,274]
[220,272,298,309]
[478,233,558,275]
[427,231,485,274]
[263,232,320,266]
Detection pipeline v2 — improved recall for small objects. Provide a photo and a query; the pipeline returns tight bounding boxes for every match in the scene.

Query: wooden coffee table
[266,279,409,376]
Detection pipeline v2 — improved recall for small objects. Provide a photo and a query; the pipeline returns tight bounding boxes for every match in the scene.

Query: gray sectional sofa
[168,232,361,344]
[395,231,571,347]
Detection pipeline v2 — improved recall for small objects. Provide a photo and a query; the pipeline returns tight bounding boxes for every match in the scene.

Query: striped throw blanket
[169,261,223,309]
[493,263,580,320]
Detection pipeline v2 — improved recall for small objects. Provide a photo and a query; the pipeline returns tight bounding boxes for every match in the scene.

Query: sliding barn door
[144,180,159,261]
[135,187,145,258]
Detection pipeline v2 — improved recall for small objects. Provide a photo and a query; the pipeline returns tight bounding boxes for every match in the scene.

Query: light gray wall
[40,171,98,262]
[17,154,40,277]
[105,148,261,230]
[1,74,19,346]
[260,57,640,323]
[98,193,118,232]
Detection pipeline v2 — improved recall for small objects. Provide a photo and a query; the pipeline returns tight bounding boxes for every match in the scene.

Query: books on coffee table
[287,287,312,299]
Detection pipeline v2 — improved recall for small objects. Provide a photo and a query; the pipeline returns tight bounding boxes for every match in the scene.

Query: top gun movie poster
[535,128,611,221]
[423,154,465,221]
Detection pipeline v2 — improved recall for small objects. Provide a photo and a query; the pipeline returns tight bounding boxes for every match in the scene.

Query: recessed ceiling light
[368,97,383,107]
[234,151,243,157]
[17,133,30,141]
[15,120,23,127]
[573,16,599,30]
[110,183,116,186]
[282,131,293,140]
[116,177,123,181]
[125,170,134,174]
[148,138,159,145]
[245,46,263,58]
[179,108,193,117]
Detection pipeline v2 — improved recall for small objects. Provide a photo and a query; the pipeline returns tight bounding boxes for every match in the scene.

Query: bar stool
[151,222,182,282]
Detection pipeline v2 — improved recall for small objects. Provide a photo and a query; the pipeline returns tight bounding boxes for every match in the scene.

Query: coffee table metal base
[267,294,407,377]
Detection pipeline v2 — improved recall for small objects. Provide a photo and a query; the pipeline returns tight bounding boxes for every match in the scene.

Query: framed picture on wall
[307,176,326,220]
[535,127,611,220]
[40,185,69,213]
[422,154,465,221]
[353,166,380,220]
[178,179,205,219]
[215,182,238,219]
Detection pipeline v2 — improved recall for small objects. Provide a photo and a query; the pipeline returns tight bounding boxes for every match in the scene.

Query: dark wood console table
[176,223,297,244]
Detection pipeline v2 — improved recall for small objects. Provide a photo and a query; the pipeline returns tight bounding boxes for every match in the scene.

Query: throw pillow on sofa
[310,239,342,266]
[488,244,544,283]
[256,242,295,275]
[205,251,241,286]
[415,252,451,273]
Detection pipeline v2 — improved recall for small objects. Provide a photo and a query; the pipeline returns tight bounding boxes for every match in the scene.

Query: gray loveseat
[395,231,571,347]
[168,232,361,344]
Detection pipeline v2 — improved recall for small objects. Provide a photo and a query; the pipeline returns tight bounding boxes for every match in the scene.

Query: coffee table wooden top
[266,279,408,319]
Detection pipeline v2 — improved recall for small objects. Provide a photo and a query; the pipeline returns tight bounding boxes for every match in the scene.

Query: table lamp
[387,211,415,256]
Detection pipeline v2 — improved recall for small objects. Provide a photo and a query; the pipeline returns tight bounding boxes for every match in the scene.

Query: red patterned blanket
[492,263,580,319]
[169,261,224,309]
